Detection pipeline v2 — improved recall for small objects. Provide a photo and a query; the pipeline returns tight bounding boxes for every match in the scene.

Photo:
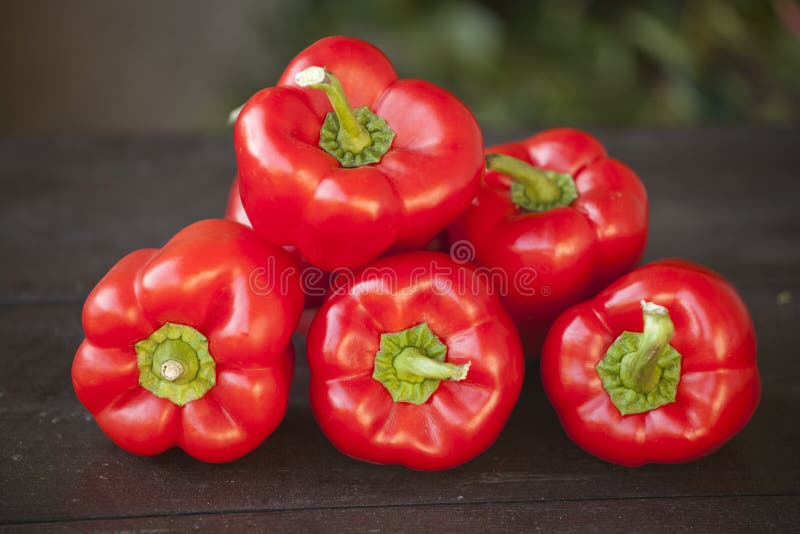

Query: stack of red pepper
[73,36,760,469]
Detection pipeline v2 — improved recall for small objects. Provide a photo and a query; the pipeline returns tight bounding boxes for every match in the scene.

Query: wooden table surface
[0,128,798,532]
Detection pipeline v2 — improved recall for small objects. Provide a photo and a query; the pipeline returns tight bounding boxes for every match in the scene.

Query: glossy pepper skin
[306,252,525,470]
[72,220,304,463]
[235,36,483,271]
[225,176,330,308]
[448,128,648,350]
[541,259,760,467]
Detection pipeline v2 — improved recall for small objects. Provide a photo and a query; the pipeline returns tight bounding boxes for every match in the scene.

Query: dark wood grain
[0,129,798,531]
[4,496,798,532]
[0,289,797,525]
[0,136,235,305]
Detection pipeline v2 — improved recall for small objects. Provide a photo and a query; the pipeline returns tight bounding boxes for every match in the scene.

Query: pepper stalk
[373,323,470,404]
[295,66,396,168]
[136,323,216,406]
[485,152,578,212]
[596,300,682,415]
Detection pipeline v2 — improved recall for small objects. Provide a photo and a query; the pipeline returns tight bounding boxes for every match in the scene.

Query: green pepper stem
[622,301,675,394]
[486,153,562,203]
[393,347,470,382]
[485,153,579,212]
[136,323,216,406]
[373,323,470,404]
[295,66,372,154]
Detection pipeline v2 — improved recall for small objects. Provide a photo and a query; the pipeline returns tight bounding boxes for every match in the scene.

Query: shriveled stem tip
[641,300,668,315]
[227,104,243,126]
[160,360,185,382]
[295,66,328,87]
[455,361,471,381]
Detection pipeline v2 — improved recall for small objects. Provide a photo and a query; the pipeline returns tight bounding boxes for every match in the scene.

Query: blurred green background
[2,0,799,133]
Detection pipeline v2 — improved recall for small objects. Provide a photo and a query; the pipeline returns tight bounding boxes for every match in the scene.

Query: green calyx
[295,66,395,168]
[596,301,682,416]
[373,322,470,405]
[485,153,578,212]
[135,323,216,406]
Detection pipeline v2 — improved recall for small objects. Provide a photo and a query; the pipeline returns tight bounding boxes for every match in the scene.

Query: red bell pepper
[448,128,648,350]
[541,259,760,466]
[306,251,525,470]
[225,176,330,308]
[235,36,483,271]
[72,220,304,462]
